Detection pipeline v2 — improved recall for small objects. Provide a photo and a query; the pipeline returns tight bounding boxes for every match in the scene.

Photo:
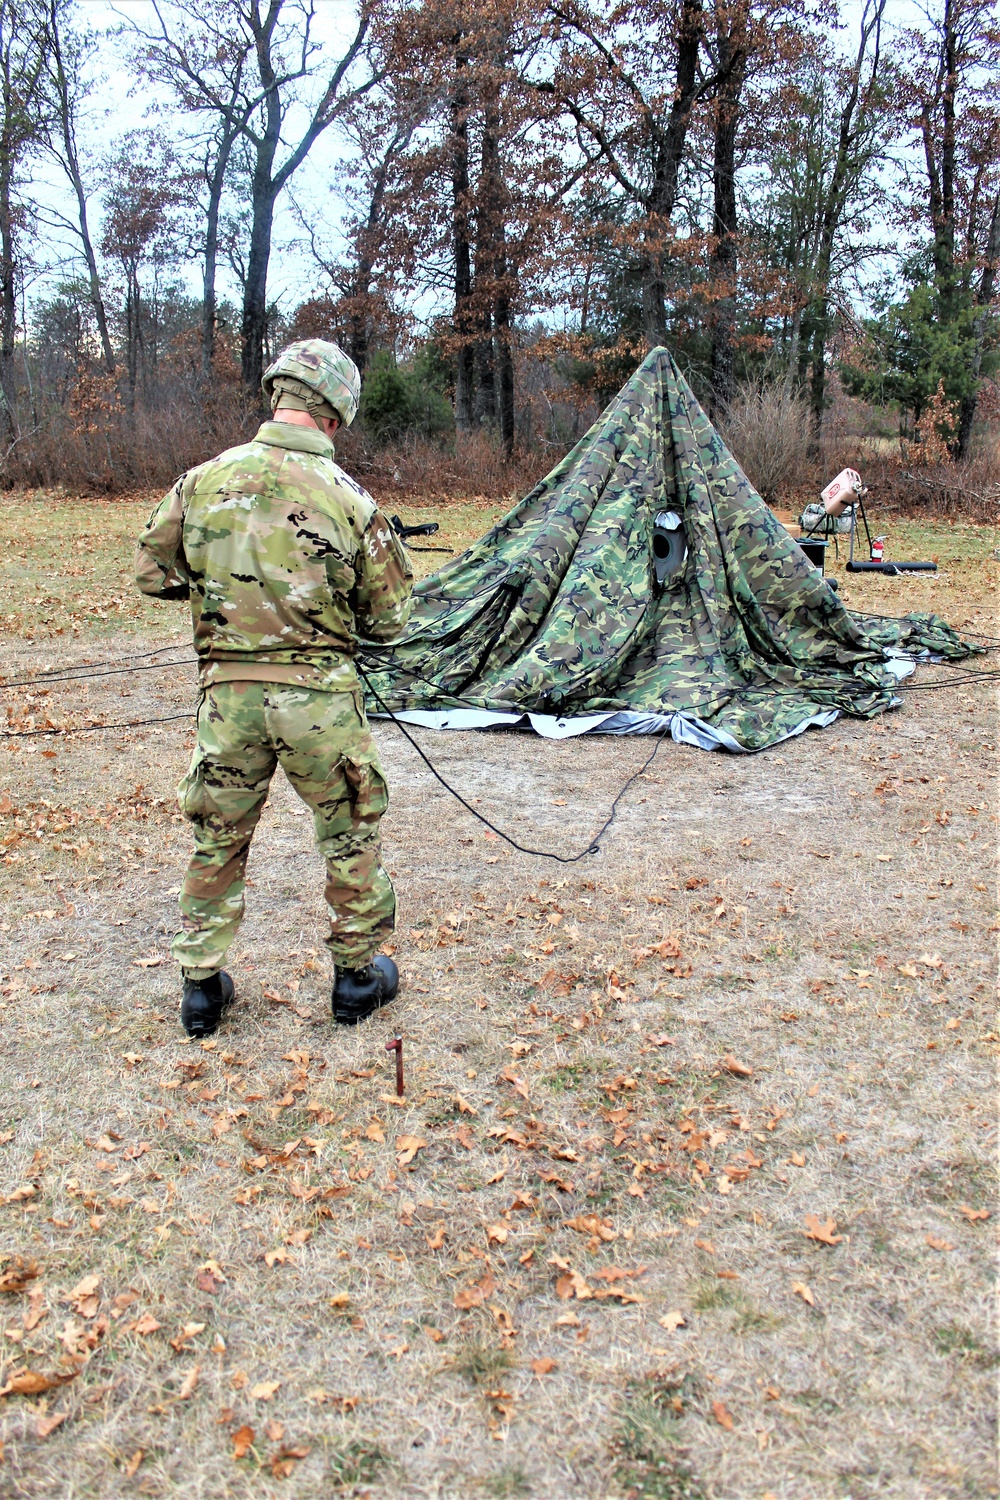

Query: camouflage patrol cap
[262,338,361,427]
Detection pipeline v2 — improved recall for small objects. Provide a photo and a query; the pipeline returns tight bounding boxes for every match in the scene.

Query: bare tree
[235,0,384,400]
[39,0,115,372]
[291,96,425,374]
[903,0,1000,454]
[706,0,752,411]
[0,0,48,445]
[540,0,711,349]
[100,130,183,405]
[126,0,258,384]
[803,0,888,441]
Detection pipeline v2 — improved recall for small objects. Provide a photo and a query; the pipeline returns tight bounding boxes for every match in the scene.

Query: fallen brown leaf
[232,1425,255,1459]
[36,1412,67,1439]
[1,1369,77,1397]
[250,1380,281,1401]
[712,1399,734,1431]
[0,1258,39,1294]
[791,1281,814,1306]
[270,1445,310,1479]
[803,1214,843,1246]
[530,1356,558,1376]
[925,1234,954,1252]
[565,1214,616,1242]
[169,1320,206,1352]
[304,1390,358,1410]
[454,1284,485,1310]
[658,1310,686,1331]
[68,1274,100,1318]
[591,1265,647,1282]
[722,1054,753,1078]
[555,1269,593,1301]
[395,1135,427,1166]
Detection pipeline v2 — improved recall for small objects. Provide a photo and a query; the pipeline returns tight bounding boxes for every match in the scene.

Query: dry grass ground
[0,495,997,1500]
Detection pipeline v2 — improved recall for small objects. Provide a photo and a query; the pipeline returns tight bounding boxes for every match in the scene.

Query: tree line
[0,0,997,490]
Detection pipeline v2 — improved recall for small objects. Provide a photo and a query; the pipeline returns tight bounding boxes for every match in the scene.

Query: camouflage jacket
[135,422,412,692]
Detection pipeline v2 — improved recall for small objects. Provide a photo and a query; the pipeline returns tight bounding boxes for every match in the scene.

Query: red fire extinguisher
[871,536,886,562]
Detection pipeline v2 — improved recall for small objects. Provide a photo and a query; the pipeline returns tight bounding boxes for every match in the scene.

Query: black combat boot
[181,970,235,1038]
[332,955,399,1026]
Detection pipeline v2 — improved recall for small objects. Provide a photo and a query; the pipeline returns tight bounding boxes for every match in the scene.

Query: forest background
[0,0,998,516]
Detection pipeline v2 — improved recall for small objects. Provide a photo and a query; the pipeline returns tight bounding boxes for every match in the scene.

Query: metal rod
[385,1035,404,1096]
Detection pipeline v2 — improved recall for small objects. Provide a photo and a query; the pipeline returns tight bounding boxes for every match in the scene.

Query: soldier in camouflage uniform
[135,339,413,1035]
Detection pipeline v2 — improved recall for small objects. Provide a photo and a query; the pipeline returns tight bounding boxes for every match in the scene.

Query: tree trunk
[808,0,885,448]
[240,35,281,406]
[495,279,514,457]
[642,0,703,347]
[709,6,748,414]
[451,46,474,431]
[73,165,116,376]
[474,319,496,427]
[201,153,231,385]
[474,96,506,430]
[0,157,17,447]
[784,305,802,394]
[46,4,115,374]
[238,0,373,401]
[956,186,1000,457]
[919,0,959,314]
[240,185,276,402]
[348,265,373,375]
[0,18,20,450]
[124,265,140,409]
[345,130,407,377]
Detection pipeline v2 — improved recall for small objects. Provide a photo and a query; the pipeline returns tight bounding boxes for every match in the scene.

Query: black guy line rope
[356,661,670,863]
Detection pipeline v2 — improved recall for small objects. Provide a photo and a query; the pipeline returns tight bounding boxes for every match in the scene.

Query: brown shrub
[335,428,553,507]
[4,384,552,505]
[717,380,813,504]
[6,383,256,496]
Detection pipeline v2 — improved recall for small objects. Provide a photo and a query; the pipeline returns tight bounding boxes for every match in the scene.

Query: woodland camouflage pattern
[171,682,395,978]
[135,420,412,694]
[135,419,411,977]
[363,348,972,751]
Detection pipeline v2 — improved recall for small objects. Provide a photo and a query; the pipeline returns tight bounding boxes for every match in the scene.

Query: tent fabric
[361,348,971,752]
[374,704,844,750]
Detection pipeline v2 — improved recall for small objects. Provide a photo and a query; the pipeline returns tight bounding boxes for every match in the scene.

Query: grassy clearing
[0,496,996,1499]
[0,491,502,642]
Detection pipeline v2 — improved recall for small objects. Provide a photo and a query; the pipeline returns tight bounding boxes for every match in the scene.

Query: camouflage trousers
[172,681,395,980]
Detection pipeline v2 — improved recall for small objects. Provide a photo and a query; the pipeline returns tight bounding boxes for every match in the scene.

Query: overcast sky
[29,0,931,325]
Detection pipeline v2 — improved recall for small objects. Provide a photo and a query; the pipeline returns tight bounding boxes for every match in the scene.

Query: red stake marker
[385,1035,404,1096]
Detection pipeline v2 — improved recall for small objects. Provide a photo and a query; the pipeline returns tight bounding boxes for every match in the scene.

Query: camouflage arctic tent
[361,348,967,752]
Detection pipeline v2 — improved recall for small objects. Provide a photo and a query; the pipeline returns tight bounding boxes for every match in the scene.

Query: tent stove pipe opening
[653,511,688,586]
